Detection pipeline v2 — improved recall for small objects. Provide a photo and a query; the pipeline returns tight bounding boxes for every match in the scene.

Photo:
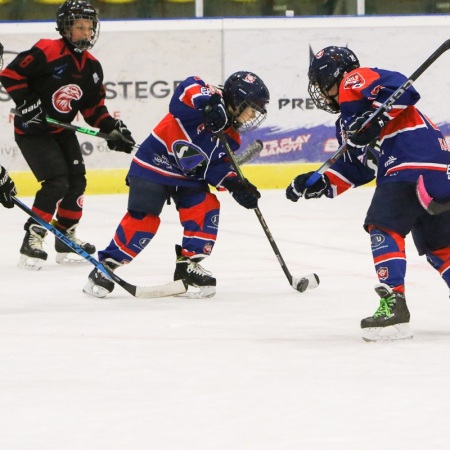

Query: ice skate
[83,259,120,298]
[18,223,48,271]
[174,245,216,298]
[361,283,413,342]
[54,223,96,264]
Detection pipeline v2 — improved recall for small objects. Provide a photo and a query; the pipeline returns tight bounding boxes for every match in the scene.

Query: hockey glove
[0,165,17,208]
[204,93,228,133]
[346,110,388,148]
[222,176,261,209]
[18,95,46,129]
[106,120,136,154]
[286,172,331,202]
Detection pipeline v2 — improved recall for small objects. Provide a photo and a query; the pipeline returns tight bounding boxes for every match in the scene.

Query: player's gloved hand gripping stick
[304,39,450,188]
[217,132,320,293]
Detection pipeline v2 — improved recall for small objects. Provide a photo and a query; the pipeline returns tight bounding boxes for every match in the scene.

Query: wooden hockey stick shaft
[305,38,450,187]
[13,197,187,298]
[217,133,319,292]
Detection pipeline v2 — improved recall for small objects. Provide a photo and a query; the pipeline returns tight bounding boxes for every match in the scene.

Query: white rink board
[1,15,450,171]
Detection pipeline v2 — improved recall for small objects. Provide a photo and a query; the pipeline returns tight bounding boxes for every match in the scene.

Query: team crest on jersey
[77,195,84,208]
[377,267,389,280]
[343,72,365,89]
[52,84,83,113]
[173,141,208,175]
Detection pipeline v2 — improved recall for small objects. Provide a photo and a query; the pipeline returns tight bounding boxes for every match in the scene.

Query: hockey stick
[217,133,319,292]
[235,139,263,165]
[304,39,450,187]
[10,108,140,149]
[12,197,187,298]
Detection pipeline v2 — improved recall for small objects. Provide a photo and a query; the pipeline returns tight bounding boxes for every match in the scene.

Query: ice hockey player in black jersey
[0,1,136,270]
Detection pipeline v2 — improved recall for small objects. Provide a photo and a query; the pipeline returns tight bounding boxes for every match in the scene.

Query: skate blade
[56,252,89,264]
[362,322,414,342]
[175,285,216,299]
[82,278,112,298]
[18,254,45,271]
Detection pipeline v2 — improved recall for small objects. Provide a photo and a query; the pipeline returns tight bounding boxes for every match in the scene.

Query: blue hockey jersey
[127,76,240,189]
[324,67,450,200]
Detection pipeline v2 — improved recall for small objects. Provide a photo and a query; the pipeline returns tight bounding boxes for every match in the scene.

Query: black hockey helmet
[56,1,99,51]
[308,46,360,113]
[0,42,3,70]
[222,71,270,132]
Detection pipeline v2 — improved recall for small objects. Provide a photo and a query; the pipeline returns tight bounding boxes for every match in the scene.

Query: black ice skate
[174,244,216,298]
[54,223,96,264]
[83,259,120,298]
[18,222,48,271]
[361,283,413,342]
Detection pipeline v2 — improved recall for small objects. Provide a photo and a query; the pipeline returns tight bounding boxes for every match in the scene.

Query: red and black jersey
[0,38,116,135]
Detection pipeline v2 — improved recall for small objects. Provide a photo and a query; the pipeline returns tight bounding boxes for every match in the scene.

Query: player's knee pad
[40,175,70,201]
[68,173,87,196]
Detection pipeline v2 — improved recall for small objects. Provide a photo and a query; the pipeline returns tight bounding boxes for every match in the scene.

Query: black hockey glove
[346,110,388,148]
[0,165,17,208]
[222,176,261,209]
[18,95,46,129]
[286,172,331,202]
[204,93,228,133]
[106,120,136,154]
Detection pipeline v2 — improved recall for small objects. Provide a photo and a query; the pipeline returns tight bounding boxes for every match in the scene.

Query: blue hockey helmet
[56,1,99,51]
[222,71,270,132]
[308,46,360,113]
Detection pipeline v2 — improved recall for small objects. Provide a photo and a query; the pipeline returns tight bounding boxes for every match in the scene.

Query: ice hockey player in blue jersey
[286,46,450,341]
[84,71,270,299]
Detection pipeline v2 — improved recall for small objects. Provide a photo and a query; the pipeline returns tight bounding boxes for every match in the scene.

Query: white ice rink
[1,187,450,450]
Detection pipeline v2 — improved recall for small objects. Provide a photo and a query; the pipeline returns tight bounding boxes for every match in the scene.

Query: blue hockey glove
[106,120,136,154]
[204,93,228,133]
[222,176,261,209]
[18,95,46,129]
[0,165,16,208]
[346,110,388,148]
[286,172,331,202]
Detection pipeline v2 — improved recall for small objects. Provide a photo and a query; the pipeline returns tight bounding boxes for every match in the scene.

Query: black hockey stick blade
[416,175,450,215]
[217,132,319,292]
[305,39,450,188]
[12,197,187,298]
[9,108,140,149]
[235,140,263,165]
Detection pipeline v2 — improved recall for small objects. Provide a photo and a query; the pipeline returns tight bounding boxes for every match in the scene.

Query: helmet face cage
[56,1,99,51]
[223,71,270,133]
[308,46,360,114]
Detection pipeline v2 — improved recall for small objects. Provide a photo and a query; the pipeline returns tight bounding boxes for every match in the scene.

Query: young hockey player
[0,1,135,270]
[286,46,450,341]
[83,71,270,299]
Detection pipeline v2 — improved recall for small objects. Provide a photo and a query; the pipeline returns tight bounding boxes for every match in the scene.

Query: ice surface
[1,188,449,450]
